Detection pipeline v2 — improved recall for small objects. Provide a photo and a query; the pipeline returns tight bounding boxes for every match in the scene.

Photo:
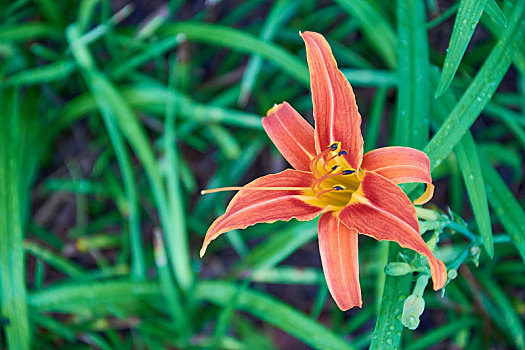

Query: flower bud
[402,295,425,330]
[385,262,412,276]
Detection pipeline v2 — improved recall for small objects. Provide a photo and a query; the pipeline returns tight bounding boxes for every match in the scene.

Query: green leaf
[196,281,356,350]
[0,88,31,350]
[54,83,263,139]
[371,1,430,347]
[157,21,309,86]
[479,153,525,263]
[341,69,398,87]
[66,24,194,291]
[28,280,161,312]
[425,0,525,171]
[335,0,398,68]
[435,0,488,97]
[454,135,493,257]
[429,68,494,257]
[485,0,507,27]
[240,221,317,271]
[395,0,430,148]
[1,60,75,87]
[239,0,299,104]
[476,273,525,349]
[405,318,479,350]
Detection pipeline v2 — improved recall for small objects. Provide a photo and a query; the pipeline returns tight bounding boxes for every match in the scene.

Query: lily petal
[362,146,434,204]
[318,212,362,310]
[338,172,447,290]
[262,102,316,171]
[200,169,322,257]
[300,31,364,169]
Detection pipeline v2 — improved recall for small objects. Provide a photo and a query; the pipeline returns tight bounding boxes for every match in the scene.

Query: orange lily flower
[200,32,447,310]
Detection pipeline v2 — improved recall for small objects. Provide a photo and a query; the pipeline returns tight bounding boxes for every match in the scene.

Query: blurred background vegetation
[0,0,524,349]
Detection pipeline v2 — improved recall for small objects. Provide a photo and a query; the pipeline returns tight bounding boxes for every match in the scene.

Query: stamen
[310,147,333,175]
[342,170,355,175]
[312,165,340,192]
[201,186,308,195]
[338,150,348,156]
[316,184,346,198]
[328,142,340,151]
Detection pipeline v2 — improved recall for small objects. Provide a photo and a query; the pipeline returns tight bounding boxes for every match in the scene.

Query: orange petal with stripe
[361,146,434,204]
[300,31,364,169]
[318,213,362,311]
[200,169,322,257]
[262,102,316,171]
[338,172,447,290]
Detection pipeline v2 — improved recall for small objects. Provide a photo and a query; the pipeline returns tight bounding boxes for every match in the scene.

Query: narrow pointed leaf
[425,0,525,171]
[396,0,430,148]
[435,0,488,97]
[196,281,356,350]
[480,153,525,263]
[485,0,507,27]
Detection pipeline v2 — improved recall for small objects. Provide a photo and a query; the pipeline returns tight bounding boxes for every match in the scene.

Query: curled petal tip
[430,259,447,291]
[414,183,435,205]
[266,103,283,116]
[199,246,207,258]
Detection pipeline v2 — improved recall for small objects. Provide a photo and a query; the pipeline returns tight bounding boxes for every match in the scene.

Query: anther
[328,142,339,151]
[331,165,340,171]
[342,170,355,175]
[338,150,348,156]
[333,185,346,191]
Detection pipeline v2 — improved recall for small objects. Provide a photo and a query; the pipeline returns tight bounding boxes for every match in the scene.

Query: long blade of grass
[405,318,479,350]
[479,153,525,262]
[158,21,309,85]
[1,60,75,87]
[66,24,194,293]
[0,88,31,350]
[335,0,398,68]
[28,280,161,312]
[371,1,430,347]
[485,0,507,27]
[239,0,298,105]
[425,0,525,172]
[429,68,493,256]
[395,0,430,148]
[196,280,356,350]
[435,0,488,97]
[54,83,263,138]
[99,105,145,279]
[453,135,493,257]
[364,87,389,152]
[476,272,525,349]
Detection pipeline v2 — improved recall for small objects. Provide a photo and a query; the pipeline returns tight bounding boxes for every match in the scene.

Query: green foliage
[0,0,524,349]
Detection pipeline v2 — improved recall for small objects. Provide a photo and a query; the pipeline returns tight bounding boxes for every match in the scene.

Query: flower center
[300,142,362,212]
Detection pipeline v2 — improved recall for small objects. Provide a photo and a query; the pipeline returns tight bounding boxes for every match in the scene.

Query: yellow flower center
[300,142,363,213]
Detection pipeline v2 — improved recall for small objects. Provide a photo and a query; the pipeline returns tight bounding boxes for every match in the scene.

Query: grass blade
[476,272,525,349]
[239,0,298,105]
[429,68,494,256]
[66,24,194,292]
[0,88,31,349]
[158,21,309,86]
[371,2,430,347]
[425,0,525,172]
[453,135,493,257]
[395,0,430,148]
[435,0,488,97]
[479,153,525,263]
[406,318,479,350]
[335,0,397,68]
[485,0,507,27]
[197,280,356,350]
